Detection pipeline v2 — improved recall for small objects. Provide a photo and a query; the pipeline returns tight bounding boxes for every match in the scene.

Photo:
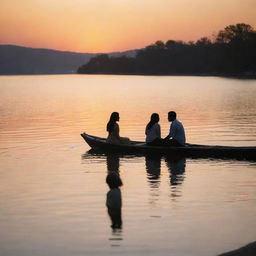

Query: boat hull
[81,133,256,160]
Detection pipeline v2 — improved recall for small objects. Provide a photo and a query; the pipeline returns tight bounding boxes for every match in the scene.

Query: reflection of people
[106,112,130,144]
[164,111,186,146]
[145,155,161,182]
[107,154,120,173]
[165,157,186,186]
[106,172,123,229]
[145,113,163,146]
[145,155,161,205]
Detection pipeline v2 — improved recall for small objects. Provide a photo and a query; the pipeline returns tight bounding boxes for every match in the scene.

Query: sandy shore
[218,241,256,256]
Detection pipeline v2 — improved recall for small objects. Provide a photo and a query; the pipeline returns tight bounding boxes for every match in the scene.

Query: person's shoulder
[176,119,183,125]
[177,120,185,129]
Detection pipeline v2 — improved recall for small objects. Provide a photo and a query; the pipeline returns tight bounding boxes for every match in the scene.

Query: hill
[0,45,138,75]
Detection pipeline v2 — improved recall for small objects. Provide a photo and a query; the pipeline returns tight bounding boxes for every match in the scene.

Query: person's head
[107,112,119,132]
[168,111,176,122]
[106,172,123,189]
[150,113,159,123]
[146,113,159,131]
[109,112,119,122]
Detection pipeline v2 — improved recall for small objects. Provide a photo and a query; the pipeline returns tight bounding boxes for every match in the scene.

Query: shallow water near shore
[0,75,256,256]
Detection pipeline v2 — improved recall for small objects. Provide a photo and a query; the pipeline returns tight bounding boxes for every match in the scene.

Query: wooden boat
[81,133,256,160]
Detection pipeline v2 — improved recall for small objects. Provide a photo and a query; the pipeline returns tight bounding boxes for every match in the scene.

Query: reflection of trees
[165,156,186,198]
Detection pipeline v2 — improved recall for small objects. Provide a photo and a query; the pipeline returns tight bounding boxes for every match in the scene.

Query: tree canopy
[78,23,256,78]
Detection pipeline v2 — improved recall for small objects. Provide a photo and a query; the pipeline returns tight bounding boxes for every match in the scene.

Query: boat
[81,133,256,160]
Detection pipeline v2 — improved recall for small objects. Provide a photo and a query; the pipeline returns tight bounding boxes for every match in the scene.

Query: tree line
[77,24,256,78]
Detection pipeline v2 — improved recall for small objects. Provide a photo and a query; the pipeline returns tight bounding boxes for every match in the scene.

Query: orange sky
[0,0,255,53]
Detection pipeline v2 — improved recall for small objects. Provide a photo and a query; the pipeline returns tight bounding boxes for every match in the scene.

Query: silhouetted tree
[216,23,253,43]
[77,23,256,78]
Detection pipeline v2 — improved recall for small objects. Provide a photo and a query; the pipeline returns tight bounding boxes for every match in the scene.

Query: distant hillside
[0,45,138,75]
[0,45,95,75]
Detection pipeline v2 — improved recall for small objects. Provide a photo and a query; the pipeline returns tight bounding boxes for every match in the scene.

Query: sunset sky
[0,0,255,53]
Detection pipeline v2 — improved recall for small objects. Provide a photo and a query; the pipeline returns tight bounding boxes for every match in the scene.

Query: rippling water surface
[0,75,256,256]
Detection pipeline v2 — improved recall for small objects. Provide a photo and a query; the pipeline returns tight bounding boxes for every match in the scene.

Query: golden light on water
[1,75,255,146]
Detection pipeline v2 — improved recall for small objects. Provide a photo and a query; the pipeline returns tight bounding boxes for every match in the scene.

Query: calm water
[0,75,256,256]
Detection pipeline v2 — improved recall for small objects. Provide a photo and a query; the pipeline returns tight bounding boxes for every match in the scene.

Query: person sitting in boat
[145,113,163,146]
[164,111,186,146]
[106,112,130,144]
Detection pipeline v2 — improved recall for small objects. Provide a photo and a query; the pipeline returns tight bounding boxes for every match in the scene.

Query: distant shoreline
[1,72,256,79]
[76,72,256,79]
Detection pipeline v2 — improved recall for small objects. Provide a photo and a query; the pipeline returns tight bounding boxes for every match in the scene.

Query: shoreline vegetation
[77,23,256,79]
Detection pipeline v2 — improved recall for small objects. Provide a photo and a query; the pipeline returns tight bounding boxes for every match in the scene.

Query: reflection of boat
[81,133,256,160]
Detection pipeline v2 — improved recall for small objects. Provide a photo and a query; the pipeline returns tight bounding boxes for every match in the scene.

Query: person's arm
[169,122,177,139]
[164,123,172,140]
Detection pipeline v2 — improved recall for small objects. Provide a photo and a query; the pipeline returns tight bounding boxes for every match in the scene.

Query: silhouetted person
[145,113,163,146]
[164,111,186,146]
[106,112,130,144]
[106,172,123,229]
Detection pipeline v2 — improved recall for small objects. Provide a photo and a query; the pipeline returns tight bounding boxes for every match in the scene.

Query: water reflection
[105,153,123,231]
[83,150,187,202]
[81,151,123,237]
[145,155,161,188]
[109,228,123,247]
[145,154,161,206]
[165,156,186,199]
[145,154,186,201]
[165,156,186,186]
[106,154,120,173]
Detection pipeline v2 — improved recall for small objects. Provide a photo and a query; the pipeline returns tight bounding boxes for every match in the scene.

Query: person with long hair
[106,112,130,144]
[145,113,162,146]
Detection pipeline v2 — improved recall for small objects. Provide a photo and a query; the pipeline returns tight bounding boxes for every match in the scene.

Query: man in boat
[164,111,186,146]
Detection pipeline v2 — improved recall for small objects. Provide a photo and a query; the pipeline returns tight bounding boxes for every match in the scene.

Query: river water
[0,75,256,256]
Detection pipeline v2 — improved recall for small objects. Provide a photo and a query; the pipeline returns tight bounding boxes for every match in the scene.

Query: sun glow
[0,0,256,52]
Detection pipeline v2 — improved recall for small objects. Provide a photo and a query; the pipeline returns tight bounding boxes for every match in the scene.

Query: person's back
[107,123,120,143]
[106,112,130,144]
[170,119,186,146]
[145,113,162,146]
[146,123,161,143]
[165,111,186,146]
